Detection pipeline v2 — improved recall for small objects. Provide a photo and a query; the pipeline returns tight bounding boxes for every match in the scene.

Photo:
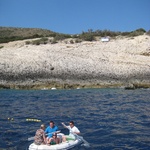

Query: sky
[0,0,150,34]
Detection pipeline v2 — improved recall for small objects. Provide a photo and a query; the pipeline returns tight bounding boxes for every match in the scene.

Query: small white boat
[28,135,83,150]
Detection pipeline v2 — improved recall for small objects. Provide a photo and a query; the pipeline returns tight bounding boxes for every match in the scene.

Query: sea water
[0,88,150,150]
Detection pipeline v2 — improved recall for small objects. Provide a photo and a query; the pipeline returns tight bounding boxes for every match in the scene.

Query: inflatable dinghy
[29,134,83,150]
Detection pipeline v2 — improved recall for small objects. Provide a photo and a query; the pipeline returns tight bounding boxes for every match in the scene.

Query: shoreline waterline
[0,81,150,90]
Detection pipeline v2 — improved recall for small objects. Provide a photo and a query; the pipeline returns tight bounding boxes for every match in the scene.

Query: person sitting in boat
[45,121,58,137]
[62,121,80,140]
[45,121,60,144]
[50,132,61,145]
[34,124,47,145]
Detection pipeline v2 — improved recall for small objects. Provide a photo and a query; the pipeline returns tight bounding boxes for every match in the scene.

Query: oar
[28,130,61,141]
[71,131,90,147]
[61,123,90,148]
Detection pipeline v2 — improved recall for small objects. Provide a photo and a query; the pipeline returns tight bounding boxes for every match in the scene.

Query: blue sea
[0,88,150,150]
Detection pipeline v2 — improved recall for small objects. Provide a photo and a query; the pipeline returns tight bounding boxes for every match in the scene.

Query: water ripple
[0,89,150,150]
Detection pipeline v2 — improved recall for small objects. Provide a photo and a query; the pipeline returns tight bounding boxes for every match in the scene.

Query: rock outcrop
[0,35,150,89]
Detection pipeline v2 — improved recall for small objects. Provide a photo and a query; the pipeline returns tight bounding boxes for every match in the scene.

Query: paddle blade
[80,136,90,148]
[83,142,90,148]
[28,137,34,141]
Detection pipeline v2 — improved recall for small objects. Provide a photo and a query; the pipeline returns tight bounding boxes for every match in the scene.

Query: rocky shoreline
[0,35,150,89]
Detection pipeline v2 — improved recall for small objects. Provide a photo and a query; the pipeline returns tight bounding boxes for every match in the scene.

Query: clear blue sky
[0,0,150,34]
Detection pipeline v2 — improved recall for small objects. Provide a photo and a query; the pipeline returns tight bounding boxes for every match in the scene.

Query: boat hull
[29,138,82,150]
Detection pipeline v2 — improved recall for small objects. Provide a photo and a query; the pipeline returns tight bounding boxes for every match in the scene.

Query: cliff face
[0,35,150,89]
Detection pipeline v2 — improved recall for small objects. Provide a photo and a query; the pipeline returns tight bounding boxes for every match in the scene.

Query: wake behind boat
[29,134,83,150]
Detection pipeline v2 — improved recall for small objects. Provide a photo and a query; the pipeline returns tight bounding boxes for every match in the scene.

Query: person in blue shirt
[45,121,60,144]
[45,121,58,137]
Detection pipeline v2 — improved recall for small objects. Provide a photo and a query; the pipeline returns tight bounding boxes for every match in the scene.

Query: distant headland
[0,27,150,89]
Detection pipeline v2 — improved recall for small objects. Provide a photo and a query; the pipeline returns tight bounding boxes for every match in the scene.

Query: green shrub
[79,33,95,41]
[32,40,40,45]
[54,34,71,41]
[75,39,82,43]
[31,37,49,45]
[0,45,4,49]
[135,28,146,33]
[70,40,74,44]
[25,41,31,45]
[123,28,146,37]
[41,37,48,44]
[51,39,58,44]
[31,34,41,38]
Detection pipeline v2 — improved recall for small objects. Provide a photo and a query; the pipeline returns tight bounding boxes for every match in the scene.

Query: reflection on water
[0,89,150,150]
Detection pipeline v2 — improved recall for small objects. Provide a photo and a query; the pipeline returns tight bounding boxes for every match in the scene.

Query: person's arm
[61,122,69,129]
[74,130,80,135]
[45,127,48,134]
[55,126,58,131]
[74,131,80,135]
[43,132,47,143]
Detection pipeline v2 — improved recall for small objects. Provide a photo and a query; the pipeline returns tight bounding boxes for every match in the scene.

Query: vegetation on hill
[0,27,69,43]
[0,26,148,44]
[77,28,147,41]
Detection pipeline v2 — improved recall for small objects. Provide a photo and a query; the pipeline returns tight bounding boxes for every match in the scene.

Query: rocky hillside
[0,28,150,89]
